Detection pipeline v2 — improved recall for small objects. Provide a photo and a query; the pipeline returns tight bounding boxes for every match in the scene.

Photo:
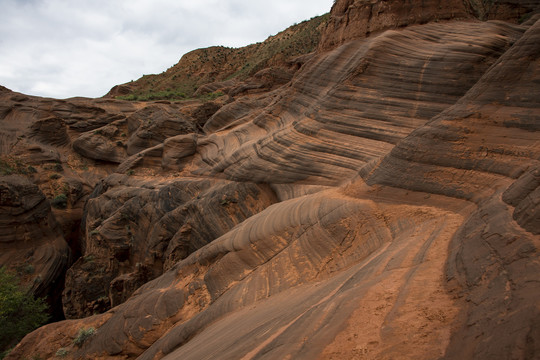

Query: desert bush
[51,194,68,209]
[55,347,68,357]
[73,327,96,347]
[0,267,49,356]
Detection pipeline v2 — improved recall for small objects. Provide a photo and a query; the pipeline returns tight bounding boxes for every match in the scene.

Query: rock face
[186,20,525,185]
[0,175,70,318]
[319,0,540,50]
[62,175,277,318]
[3,1,540,360]
[319,0,471,50]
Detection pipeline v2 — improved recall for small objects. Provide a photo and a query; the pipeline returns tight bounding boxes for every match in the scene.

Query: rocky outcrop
[465,0,540,21]
[61,175,277,318]
[162,134,198,171]
[503,165,540,234]
[0,175,71,318]
[125,104,196,155]
[319,0,539,51]
[319,0,471,50]
[29,116,70,147]
[72,119,128,163]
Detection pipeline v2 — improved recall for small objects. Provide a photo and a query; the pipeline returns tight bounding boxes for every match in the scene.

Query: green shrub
[55,348,68,357]
[53,163,63,172]
[51,194,68,209]
[0,348,12,360]
[0,267,49,355]
[116,89,188,102]
[0,159,14,175]
[73,327,96,347]
[199,91,224,101]
[83,254,95,262]
[519,12,533,24]
[15,264,35,276]
[49,173,62,180]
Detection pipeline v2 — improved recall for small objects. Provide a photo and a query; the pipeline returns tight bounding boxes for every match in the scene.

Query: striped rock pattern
[4,1,540,360]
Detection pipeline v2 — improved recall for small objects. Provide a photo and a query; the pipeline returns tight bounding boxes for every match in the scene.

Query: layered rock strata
[3,1,540,359]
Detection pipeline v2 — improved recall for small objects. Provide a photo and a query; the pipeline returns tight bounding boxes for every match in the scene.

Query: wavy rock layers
[363,18,540,359]
[146,194,465,360]
[62,175,277,318]
[188,21,524,185]
[5,7,540,360]
[364,18,540,200]
[11,188,467,359]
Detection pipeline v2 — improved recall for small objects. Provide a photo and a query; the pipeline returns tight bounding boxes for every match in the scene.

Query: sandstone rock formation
[2,0,540,359]
[0,175,70,318]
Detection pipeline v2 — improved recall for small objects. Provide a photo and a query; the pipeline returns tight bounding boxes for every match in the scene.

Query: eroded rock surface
[62,175,277,318]
[0,175,70,318]
[4,1,540,360]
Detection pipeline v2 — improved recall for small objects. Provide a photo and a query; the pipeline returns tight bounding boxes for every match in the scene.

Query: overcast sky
[0,0,333,99]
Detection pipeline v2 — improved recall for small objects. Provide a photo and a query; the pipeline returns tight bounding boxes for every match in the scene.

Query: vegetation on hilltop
[112,14,329,101]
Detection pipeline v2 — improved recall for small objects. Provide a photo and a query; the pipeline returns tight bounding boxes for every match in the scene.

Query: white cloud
[0,0,333,98]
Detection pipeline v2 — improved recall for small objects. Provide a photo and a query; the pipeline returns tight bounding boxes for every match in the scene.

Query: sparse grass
[83,254,95,262]
[120,212,133,222]
[199,91,225,101]
[55,348,68,357]
[519,11,533,24]
[0,157,36,176]
[227,13,329,80]
[73,327,96,347]
[118,89,224,102]
[0,159,14,175]
[0,348,12,360]
[53,163,63,172]
[51,194,68,209]
[15,264,35,276]
[117,89,188,101]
